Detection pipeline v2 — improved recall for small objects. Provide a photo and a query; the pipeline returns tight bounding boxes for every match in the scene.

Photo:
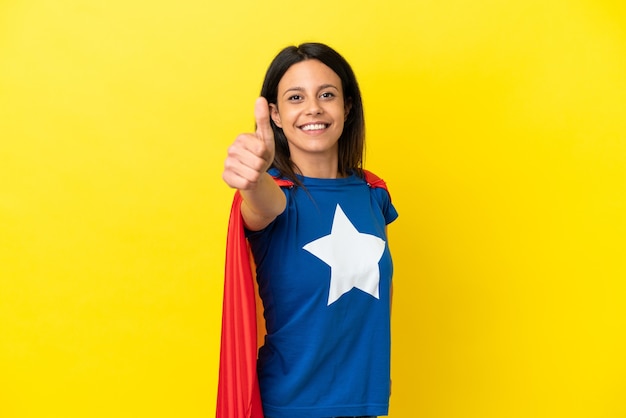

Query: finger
[230,133,269,169]
[254,97,273,145]
[222,164,259,190]
[223,168,255,190]
[223,147,264,189]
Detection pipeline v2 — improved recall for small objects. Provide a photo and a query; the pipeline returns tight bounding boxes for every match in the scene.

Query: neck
[291,152,341,179]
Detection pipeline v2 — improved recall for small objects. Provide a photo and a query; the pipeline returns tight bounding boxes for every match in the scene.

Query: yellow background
[1,0,625,417]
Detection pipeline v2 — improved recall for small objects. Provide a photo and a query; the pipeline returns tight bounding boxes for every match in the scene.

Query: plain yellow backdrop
[1,0,625,417]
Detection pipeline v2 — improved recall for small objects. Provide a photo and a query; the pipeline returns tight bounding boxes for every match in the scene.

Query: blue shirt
[247,172,398,418]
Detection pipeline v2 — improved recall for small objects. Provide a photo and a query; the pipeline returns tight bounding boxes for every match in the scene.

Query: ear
[269,103,282,128]
[344,98,352,121]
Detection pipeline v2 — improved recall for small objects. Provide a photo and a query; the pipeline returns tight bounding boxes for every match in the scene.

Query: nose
[305,98,323,115]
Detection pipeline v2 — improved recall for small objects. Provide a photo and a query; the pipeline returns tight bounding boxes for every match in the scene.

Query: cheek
[278,111,298,130]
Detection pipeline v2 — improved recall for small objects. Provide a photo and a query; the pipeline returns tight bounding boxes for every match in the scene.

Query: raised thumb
[254,96,273,146]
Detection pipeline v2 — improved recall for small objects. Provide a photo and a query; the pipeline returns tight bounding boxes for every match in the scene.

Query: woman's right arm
[222,97,286,231]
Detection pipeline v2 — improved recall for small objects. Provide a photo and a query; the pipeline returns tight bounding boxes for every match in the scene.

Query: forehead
[278,59,342,90]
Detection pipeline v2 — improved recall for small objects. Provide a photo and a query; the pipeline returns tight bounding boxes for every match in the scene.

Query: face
[270,59,351,167]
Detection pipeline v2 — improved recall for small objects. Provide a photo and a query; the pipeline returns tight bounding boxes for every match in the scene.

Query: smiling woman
[219,43,398,418]
[257,43,367,189]
[269,59,351,177]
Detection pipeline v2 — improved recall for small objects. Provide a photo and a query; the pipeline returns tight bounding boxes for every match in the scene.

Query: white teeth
[301,123,326,131]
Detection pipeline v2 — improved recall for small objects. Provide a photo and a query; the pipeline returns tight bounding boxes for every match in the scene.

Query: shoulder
[268,168,295,189]
[362,170,398,223]
[363,170,388,191]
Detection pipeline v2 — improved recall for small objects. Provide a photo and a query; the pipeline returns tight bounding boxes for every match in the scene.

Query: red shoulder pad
[272,171,388,192]
[271,176,294,188]
[364,170,388,191]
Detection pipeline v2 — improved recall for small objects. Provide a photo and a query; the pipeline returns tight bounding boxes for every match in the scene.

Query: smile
[300,123,329,131]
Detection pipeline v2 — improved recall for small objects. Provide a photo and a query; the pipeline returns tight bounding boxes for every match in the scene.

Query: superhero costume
[217,170,396,418]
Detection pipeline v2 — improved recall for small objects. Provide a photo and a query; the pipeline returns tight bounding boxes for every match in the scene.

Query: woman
[220,42,398,418]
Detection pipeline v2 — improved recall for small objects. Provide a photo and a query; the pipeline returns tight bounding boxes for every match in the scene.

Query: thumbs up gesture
[222,97,276,190]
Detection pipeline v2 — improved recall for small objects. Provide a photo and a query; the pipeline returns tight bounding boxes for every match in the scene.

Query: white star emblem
[303,204,386,305]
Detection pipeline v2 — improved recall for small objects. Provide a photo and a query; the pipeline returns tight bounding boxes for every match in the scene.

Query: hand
[222,97,276,190]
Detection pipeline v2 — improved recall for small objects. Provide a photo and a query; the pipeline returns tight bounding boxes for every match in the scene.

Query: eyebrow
[282,84,340,97]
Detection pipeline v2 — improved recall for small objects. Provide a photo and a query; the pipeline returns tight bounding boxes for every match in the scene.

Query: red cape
[216,171,388,418]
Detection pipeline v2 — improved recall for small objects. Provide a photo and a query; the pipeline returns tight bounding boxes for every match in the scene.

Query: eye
[320,91,335,99]
[288,94,303,101]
